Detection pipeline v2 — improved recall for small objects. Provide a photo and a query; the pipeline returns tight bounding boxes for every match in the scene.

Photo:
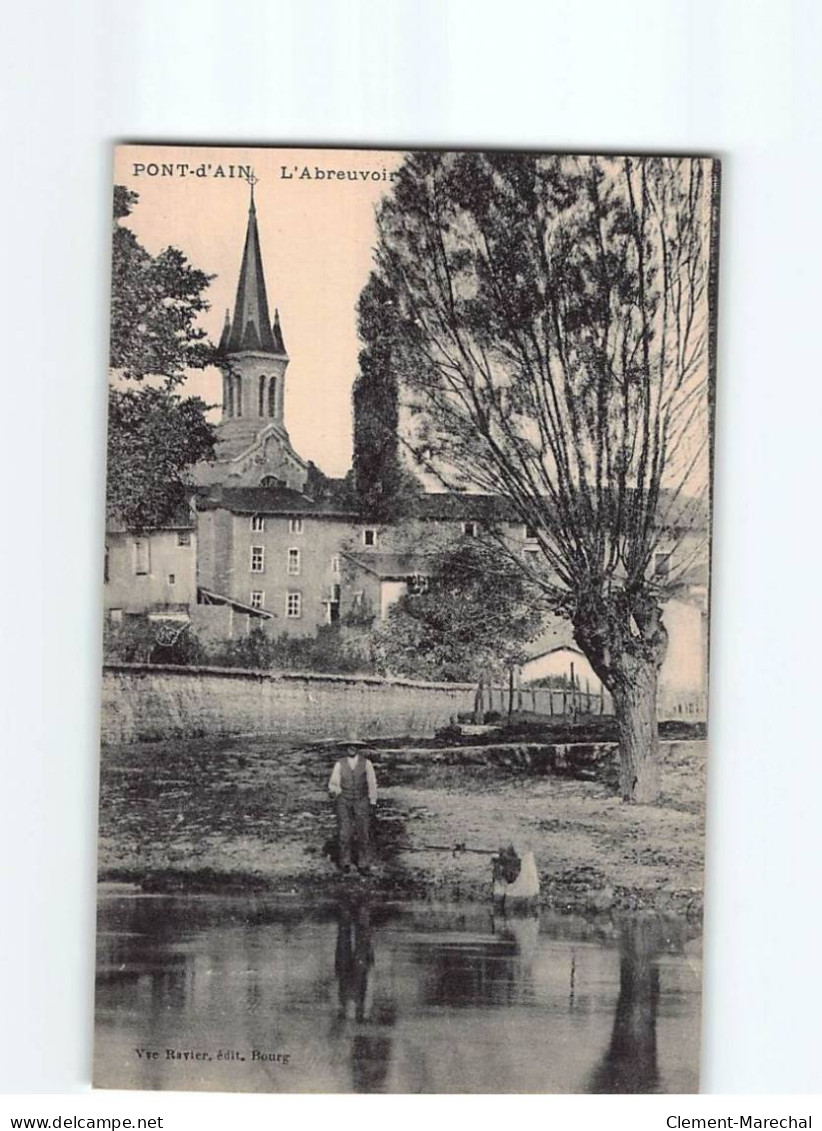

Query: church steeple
[218,308,231,351]
[271,309,286,354]
[205,177,306,491]
[224,180,285,355]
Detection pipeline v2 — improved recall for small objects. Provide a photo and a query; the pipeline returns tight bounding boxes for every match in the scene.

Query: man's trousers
[336,796,372,868]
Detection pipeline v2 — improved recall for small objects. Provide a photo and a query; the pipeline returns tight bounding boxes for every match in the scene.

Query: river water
[94,888,701,1093]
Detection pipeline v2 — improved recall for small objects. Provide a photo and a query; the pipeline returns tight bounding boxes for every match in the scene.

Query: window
[462,521,478,537]
[268,376,277,417]
[168,573,176,586]
[289,517,304,534]
[260,475,280,488]
[330,554,341,574]
[177,530,191,546]
[325,583,341,625]
[104,546,109,584]
[235,374,243,417]
[407,573,429,595]
[287,548,301,575]
[363,528,378,547]
[250,515,265,532]
[286,591,302,618]
[654,551,672,578]
[250,545,265,573]
[133,539,150,576]
[524,524,538,541]
[258,374,266,417]
[250,590,264,609]
[523,547,540,563]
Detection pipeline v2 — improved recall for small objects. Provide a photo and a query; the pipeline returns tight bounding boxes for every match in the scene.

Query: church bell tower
[216,180,295,466]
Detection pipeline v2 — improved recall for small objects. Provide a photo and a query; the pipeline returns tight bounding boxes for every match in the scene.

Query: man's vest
[338,757,369,802]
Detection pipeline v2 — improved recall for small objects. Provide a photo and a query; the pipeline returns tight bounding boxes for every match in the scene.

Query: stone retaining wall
[101,663,476,745]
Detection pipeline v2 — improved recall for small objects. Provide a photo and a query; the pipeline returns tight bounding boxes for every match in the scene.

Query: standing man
[328,740,378,875]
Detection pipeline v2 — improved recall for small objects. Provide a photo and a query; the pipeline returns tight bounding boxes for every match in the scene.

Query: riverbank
[97,734,706,916]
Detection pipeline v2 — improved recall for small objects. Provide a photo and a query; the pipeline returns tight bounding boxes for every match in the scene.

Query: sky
[113,145,406,477]
[112,146,711,496]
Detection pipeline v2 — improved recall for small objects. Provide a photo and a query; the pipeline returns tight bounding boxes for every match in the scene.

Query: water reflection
[331,897,395,1093]
[589,919,661,1093]
[94,891,700,1094]
[334,899,375,1022]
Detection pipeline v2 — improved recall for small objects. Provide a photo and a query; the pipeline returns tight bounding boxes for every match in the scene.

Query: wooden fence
[480,681,612,719]
[480,681,706,721]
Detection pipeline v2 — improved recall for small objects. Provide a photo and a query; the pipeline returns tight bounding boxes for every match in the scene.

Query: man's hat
[337,738,368,749]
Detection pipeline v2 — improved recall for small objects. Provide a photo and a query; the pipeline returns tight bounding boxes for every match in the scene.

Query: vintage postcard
[95,144,719,1093]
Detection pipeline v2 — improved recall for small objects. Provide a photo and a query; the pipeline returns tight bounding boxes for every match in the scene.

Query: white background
[1,0,821,1116]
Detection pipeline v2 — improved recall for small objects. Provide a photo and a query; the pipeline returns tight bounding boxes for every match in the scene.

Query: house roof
[342,552,435,580]
[195,485,356,518]
[194,484,709,531]
[671,560,710,588]
[198,587,275,618]
[409,488,708,530]
[409,492,513,522]
[194,486,508,522]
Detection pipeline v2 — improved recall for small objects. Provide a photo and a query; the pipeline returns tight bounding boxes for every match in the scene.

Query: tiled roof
[195,484,708,531]
[198,587,275,617]
[410,492,513,522]
[671,560,710,588]
[409,488,708,529]
[195,485,356,517]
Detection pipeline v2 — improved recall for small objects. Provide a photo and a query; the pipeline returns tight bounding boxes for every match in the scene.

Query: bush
[209,625,376,676]
[104,617,379,677]
[103,615,207,666]
[209,628,280,670]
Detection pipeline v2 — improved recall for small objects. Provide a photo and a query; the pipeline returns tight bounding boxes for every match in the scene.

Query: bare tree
[365,153,717,801]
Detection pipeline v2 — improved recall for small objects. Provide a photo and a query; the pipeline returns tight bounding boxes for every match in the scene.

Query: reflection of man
[328,741,378,874]
[335,900,375,1021]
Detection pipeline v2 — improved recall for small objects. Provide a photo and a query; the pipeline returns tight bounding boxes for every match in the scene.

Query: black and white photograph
[93,145,718,1094]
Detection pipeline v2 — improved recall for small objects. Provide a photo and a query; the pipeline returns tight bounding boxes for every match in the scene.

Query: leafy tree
[107,186,218,529]
[366,153,716,801]
[352,273,420,519]
[106,386,216,531]
[303,461,359,509]
[110,186,215,380]
[372,540,546,683]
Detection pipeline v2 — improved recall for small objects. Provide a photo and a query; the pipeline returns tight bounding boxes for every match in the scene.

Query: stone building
[192,485,525,638]
[103,505,197,625]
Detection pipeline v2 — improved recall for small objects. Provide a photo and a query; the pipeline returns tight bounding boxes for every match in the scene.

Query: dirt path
[97,736,706,915]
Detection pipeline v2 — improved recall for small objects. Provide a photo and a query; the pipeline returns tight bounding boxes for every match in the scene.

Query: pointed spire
[218,309,232,351]
[271,309,287,356]
[226,179,277,353]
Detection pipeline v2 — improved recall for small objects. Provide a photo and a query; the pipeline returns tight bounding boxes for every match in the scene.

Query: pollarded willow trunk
[574,596,668,804]
[610,658,661,803]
